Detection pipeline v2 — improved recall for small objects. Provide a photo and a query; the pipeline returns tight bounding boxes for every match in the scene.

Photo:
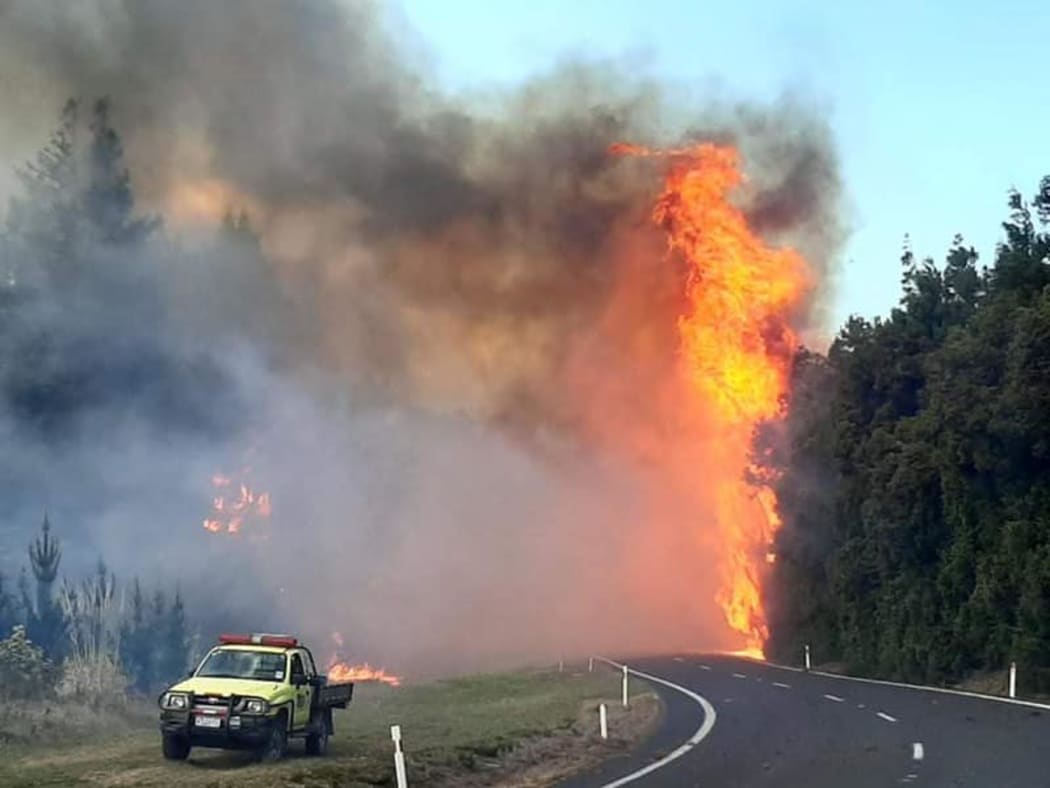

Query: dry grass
[0,667,660,787]
[954,669,1011,697]
[0,698,154,749]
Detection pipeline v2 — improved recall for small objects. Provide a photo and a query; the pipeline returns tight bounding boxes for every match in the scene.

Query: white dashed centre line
[698,664,712,671]
[772,681,791,689]
[857,704,866,709]
[823,693,844,702]
[877,712,898,723]
[731,673,747,679]
[673,657,684,662]
[912,742,924,761]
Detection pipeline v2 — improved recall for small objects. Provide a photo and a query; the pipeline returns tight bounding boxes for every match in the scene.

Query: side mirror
[292,674,306,687]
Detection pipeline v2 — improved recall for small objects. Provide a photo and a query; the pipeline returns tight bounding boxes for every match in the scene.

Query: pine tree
[159,588,188,683]
[119,578,153,693]
[0,573,17,636]
[84,98,157,245]
[26,514,65,660]
[5,99,80,273]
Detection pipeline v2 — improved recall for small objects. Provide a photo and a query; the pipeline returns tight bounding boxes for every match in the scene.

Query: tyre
[305,730,328,756]
[161,734,191,761]
[257,715,288,762]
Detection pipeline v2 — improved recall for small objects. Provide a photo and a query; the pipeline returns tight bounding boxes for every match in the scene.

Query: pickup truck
[158,633,353,761]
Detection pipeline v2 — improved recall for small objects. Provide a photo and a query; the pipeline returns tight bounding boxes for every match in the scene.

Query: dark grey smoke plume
[0,0,843,675]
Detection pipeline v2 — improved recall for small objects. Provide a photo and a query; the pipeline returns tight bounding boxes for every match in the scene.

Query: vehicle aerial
[157,633,354,761]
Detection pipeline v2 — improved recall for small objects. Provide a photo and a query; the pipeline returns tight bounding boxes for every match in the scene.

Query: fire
[202,467,272,535]
[326,632,401,686]
[327,661,402,687]
[615,142,810,656]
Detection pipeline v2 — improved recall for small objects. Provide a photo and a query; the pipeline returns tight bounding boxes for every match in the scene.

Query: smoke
[0,0,843,675]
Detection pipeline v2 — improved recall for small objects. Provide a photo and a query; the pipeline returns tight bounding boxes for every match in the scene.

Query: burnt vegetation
[761,182,1050,690]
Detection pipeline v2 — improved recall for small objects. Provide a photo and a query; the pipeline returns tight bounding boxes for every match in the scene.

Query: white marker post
[621,665,629,708]
[1009,661,1017,699]
[599,703,608,739]
[804,644,811,672]
[588,657,594,673]
[391,724,408,788]
[559,655,564,673]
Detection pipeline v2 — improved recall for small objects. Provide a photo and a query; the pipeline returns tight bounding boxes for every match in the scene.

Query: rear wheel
[305,730,328,756]
[162,734,191,761]
[257,715,288,762]
[306,709,330,756]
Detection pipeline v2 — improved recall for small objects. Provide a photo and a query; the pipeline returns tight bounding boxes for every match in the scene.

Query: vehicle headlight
[160,692,189,711]
[242,698,268,715]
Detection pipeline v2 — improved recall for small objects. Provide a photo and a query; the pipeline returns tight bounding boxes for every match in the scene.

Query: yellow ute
[158,633,353,762]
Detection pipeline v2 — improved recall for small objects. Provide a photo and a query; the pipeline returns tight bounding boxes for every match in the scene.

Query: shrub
[0,625,57,699]
[56,653,130,706]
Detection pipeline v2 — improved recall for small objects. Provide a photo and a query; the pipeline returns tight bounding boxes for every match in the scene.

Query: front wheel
[257,716,288,762]
[162,734,191,761]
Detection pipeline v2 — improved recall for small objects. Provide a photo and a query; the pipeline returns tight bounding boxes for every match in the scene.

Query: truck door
[290,652,312,729]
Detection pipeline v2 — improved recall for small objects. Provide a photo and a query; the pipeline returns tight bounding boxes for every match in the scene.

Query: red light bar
[218,633,298,648]
[260,635,298,648]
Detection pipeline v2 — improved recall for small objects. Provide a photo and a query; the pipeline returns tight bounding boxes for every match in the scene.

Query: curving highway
[562,654,1050,787]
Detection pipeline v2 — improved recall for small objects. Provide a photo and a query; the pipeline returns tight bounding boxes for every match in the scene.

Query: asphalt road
[561,654,1050,788]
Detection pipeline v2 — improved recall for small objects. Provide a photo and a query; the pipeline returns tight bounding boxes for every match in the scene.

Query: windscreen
[195,649,286,681]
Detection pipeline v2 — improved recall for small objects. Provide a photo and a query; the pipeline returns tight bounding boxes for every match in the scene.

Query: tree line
[0,515,190,699]
[761,178,1050,690]
[0,100,248,700]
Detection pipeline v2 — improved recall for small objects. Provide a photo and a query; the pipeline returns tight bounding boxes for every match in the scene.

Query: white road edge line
[912,742,924,761]
[593,657,717,788]
[823,693,844,702]
[772,681,791,689]
[877,712,897,723]
[756,658,1050,711]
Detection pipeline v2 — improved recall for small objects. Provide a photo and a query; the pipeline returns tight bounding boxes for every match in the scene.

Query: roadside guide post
[1010,661,1017,699]
[391,725,408,788]
[804,644,811,671]
[621,665,629,708]
[599,703,608,739]
[588,657,594,673]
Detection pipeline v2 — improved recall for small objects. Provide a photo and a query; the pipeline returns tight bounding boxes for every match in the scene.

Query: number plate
[195,715,222,729]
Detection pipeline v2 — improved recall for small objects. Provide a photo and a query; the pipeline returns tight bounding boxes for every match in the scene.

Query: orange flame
[202,467,272,535]
[615,142,810,656]
[327,660,402,687]
[326,631,401,686]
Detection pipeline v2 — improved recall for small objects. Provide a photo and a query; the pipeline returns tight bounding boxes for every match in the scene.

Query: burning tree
[614,142,810,655]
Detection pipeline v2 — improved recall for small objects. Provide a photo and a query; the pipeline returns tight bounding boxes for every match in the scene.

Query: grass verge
[0,667,660,787]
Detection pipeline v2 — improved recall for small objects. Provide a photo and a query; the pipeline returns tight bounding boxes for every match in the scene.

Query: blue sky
[393,0,1048,329]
